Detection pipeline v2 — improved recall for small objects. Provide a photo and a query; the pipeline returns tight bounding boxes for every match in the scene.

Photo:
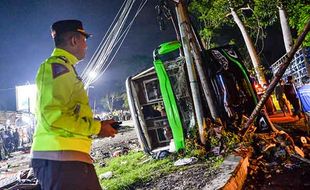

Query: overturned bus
[126,41,269,154]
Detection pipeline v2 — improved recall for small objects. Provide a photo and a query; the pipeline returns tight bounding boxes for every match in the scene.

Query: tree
[189,0,267,85]
[278,2,293,52]
[100,92,122,113]
[285,0,310,46]
[251,0,310,50]
[121,92,129,110]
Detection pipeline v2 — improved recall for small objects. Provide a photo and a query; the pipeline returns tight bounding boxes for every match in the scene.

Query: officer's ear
[65,32,78,47]
[71,34,78,47]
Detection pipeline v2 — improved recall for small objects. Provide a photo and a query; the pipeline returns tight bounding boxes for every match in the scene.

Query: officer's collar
[51,48,79,65]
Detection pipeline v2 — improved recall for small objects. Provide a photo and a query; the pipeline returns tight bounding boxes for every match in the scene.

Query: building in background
[271,47,310,87]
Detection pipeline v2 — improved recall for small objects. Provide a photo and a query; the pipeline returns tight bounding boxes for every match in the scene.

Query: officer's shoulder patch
[51,63,69,79]
[56,56,68,63]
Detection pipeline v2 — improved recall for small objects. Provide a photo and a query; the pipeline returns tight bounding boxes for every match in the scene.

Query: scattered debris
[99,171,113,180]
[244,121,310,189]
[174,157,198,166]
[98,161,106,168]
[291,154,310,165]
[0,168,39,189]
[112,147,129,157]
[301,136,307,144]
[153,150,170,160]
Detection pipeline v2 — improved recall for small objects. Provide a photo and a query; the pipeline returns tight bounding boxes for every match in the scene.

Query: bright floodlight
[89,71,97,81]
[16,84,36,113]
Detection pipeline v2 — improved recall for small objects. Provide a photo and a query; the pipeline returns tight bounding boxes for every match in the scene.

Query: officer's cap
[51,20,92,39]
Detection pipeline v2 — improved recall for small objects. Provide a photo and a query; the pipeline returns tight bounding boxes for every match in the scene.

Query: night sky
[0,0,287,111]
[0,0,176,110]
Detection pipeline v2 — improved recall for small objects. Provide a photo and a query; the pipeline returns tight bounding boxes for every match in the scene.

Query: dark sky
[0,0,288,111]
[0,0,176,110]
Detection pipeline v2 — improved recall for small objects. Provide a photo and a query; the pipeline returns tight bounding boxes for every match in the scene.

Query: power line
[81,0,148,88]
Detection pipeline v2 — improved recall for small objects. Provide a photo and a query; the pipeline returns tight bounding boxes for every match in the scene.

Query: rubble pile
[244,129,310,189]
[252,130,310,161]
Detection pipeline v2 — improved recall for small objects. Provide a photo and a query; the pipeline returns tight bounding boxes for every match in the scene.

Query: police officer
[31,20,117,189]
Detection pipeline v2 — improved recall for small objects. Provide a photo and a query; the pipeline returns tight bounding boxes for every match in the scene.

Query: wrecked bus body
[126,41,270,154]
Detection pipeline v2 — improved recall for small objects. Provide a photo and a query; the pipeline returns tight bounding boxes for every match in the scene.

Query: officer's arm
[40,63,100,137]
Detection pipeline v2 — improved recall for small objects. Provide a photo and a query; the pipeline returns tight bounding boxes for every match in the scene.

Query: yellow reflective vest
[31,48,100,154]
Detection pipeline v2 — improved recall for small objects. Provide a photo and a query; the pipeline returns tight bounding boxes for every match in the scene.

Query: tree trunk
[278,4,293,53]
[230,8,267,85]
[106,94,115,114]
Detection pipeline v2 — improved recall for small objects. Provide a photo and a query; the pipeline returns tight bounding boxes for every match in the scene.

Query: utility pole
[86,85,94,96]
[93,99,96,115]
[175,0,219,144]
[27,97,31,113]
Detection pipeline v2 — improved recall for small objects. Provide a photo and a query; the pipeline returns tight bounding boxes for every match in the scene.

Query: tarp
[298,84,310,112]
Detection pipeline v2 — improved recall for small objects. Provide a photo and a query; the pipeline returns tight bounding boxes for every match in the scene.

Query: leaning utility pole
[174,0,219,144]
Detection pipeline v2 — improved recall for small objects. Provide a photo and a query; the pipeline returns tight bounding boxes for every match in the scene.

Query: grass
[95,150,227,190]
[95,130,239,189]
[95,151,175,190]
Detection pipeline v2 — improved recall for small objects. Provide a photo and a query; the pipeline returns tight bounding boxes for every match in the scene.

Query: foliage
[183,120,240,159]
[189,0,265,48]
[189,0,270,83]
[252,0,309,45]
[99,91,129,112]
[190,0,309,47]
[189,0,232,48]
[96,151,175,190]
[190,0,310,48]
[207,130,240,154]
[205,154,225,169]
[286,0,310,46]
[184,137,208,159]
[251,0,278,28]
[189,0,309,83]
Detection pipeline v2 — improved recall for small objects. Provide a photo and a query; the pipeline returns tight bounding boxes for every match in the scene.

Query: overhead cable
[81,0,148,88]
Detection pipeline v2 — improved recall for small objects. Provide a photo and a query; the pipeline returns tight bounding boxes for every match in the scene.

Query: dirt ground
[0,122,140,189]
[0,125,224,190]
[92,125,140,160]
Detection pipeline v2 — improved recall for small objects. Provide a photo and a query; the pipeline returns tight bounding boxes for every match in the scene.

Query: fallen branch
[291,154,310,165]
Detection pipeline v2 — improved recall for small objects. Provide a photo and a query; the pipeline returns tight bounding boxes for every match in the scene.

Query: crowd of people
[256,75,309,119]
[274,75,309,118]
[0,125,34,160]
